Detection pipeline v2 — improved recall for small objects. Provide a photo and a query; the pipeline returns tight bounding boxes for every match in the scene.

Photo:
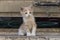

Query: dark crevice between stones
[0,17,60,28]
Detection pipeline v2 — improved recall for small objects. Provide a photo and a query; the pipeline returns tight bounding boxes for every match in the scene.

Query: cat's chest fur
[23,16,35,24]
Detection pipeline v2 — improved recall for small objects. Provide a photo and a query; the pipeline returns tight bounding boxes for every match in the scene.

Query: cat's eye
[30,12,31,14]
[25,13,27,14]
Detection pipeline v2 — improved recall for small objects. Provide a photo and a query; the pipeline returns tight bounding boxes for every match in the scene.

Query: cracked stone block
[0,37,5,40]
[49,38,60,40]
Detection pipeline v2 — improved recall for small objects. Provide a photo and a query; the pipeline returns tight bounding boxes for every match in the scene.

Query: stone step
[0,28,60,35]
[0,28,60,40]
[0,12,48,17]
[0,36,46,40]
[0,12,60,17]
[0,35,60,40]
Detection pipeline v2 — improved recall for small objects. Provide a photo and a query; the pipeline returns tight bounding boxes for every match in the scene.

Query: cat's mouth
[28,15,31,17]
[25,15,31,17]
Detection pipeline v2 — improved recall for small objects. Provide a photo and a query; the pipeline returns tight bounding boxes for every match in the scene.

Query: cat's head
[20,6,33,17]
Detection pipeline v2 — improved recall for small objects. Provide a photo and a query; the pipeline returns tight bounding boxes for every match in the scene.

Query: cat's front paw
[31,34,36,36]
[18,32,24,36]
[27,33,36,36]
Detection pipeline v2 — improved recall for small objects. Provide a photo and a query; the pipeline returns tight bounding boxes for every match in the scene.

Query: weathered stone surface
[0,1,60,12]
[49,38,60,40]
[34,7,60,12]
[0,28,60,35]
[0,28,59,40]
[14,37,29,40]
[0,36,60,40]
[35,0,59,2]
[0,37,5,40]
[37,37,46,40]
[0,12,48,17]
[0,1,60,17]
[34,12,48,17]
[0,36,46,40]
[1,12,60,17]
[29,37,46,40]
[5,37,13,40]
[0,1,33,12]
[49,12,60,17]
[0,0,33,1]
[30,37,38,40]
[0,0,58,2]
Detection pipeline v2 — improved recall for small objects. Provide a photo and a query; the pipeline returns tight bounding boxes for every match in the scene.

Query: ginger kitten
[18,6,37,36]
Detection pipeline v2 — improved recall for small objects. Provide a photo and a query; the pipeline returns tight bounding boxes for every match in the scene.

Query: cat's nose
[28,15,30,17]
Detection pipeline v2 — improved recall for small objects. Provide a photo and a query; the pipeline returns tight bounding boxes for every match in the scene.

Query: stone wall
[0,0,60,17]
[0,1,60,12]
[0,0,60,40]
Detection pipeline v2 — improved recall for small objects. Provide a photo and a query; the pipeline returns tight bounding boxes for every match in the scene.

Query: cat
[18,6,37,36]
